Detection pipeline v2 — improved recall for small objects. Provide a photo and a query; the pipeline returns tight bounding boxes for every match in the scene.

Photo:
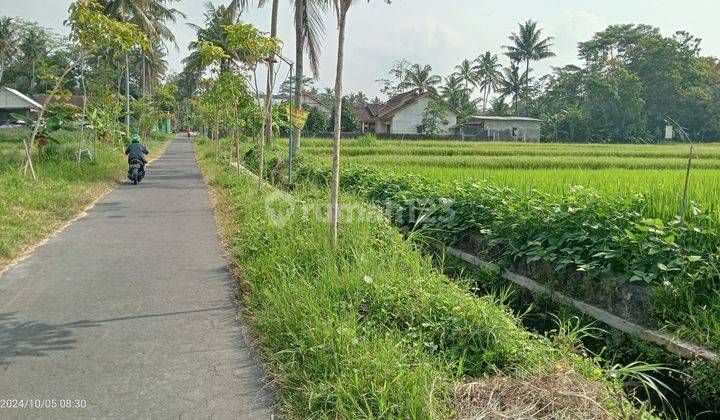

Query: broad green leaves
[67,0,148,53]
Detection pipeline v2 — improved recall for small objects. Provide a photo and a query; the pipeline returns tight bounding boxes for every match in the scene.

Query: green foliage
[537,24,720,141]
[689,360,720,411]
[420,100,450,135]
[197,137,641,418]
[0,129,169,266]
[12,103,81,144]
[67,0,149,52]
[328,97,358,132]
[302,104,328,133]
[355,133,378,147]
[286,139,720,351]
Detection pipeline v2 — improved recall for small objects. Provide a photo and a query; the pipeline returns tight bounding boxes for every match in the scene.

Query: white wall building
[355,91,459,135]
[455,116,542,142]
[0,87,41,124]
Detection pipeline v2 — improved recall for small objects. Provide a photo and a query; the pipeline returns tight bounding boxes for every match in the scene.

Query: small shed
[456,116,542,142]
[0,87,41,124]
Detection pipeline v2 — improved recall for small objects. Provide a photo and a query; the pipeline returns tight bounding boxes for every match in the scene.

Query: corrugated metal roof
[1,87,42,109]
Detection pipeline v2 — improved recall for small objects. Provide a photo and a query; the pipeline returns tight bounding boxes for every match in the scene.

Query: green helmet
[131,133,140,143]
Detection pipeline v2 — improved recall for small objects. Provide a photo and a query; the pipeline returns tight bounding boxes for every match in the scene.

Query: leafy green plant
[12,103,80,149]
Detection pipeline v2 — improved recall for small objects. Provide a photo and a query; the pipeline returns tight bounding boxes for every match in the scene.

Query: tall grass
[0,129,170,268]
[194,137,645,418]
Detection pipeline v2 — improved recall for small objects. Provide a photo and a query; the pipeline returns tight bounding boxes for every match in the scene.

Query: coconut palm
[453,58,478,90]
[0,17,17,84]
[100,0,184,134]
[256,0,280,142]
[19,26,49,94]
[504,20,555,113]
[398,64,441,95]
[144,39,168,91]
[497,62,529,115]
[291,0,328,151]
[475,51,502,111]
[440,75,465,102]
[237,0,327,150]
[489,97,510,117]
[185,3,239,74]
[329,0,389,245]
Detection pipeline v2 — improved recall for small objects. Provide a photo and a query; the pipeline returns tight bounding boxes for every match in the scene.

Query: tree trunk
[264,0,279,144]
[483,85,489,112]
[141,50,146,94]
[22,63,75,181]
[31,60,36,93]
[525,58,530,116]
[0,60,4,84]
[330,8,347,247]
[125,53,131,138]
[293,0,304,154]
[79,66,88,163]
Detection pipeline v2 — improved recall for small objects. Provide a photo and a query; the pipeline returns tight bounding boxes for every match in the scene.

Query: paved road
[0,137,273,419]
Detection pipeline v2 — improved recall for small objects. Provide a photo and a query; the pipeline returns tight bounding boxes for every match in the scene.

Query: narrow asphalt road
[0,137,273,419]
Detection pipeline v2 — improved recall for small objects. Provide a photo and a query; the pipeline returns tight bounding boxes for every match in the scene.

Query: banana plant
[12,104,80,151]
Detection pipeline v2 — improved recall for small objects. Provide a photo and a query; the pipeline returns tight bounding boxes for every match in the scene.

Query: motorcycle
[128,159,146,185]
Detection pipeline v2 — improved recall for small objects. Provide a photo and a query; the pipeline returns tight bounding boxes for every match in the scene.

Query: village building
[355,90,459,135]
[34,93,86,110]
[0,87,41,125]
[261,91,332,115]
[455,116,542,142]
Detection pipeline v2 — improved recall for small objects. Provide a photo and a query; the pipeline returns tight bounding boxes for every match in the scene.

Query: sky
[4,0,720,99]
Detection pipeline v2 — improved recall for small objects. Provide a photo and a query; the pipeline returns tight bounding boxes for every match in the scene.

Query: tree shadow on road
[0,312,99,366]
[0,306,238,366]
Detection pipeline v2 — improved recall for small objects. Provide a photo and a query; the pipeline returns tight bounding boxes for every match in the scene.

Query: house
[455,116,542,142]
[355,90,459,135]
[261,91,332,115]
[34,93,86,110]
[0,87,41,124]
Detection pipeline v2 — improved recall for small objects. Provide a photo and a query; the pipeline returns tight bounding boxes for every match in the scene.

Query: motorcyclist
[125,133,149,174]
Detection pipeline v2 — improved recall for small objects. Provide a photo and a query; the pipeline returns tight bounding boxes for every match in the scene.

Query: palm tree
[398,64,441,95]
[0,17,17,84]
[185,3,239,73]
[329,0,389,246]
[504,20,555,114]
[488,97,510,117]
[20,27,48,94]
[453,58,478,90]
[475,51,502,112]
[144,39,168,91]
[497,62,529,115]
[101,0,184,135]
[439,75,465,101]
[256,0,280,143]
[292,0,328,152]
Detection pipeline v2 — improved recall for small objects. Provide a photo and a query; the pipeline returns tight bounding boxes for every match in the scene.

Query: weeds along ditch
[0,129,172,268]
[240,137,720,417]
[437,257,720,418]
[196,137,657,418]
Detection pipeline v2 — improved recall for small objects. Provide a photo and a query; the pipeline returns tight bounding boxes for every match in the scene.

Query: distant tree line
[369,22,720,142]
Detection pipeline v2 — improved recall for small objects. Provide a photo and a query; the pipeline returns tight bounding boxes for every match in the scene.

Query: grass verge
[195,137,654,419]
[0,129,173,271]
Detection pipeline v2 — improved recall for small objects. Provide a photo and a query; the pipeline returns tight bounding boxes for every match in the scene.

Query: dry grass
[455,368,617,419]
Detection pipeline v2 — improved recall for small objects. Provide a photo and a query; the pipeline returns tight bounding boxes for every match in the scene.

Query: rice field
[301,138,720,222]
